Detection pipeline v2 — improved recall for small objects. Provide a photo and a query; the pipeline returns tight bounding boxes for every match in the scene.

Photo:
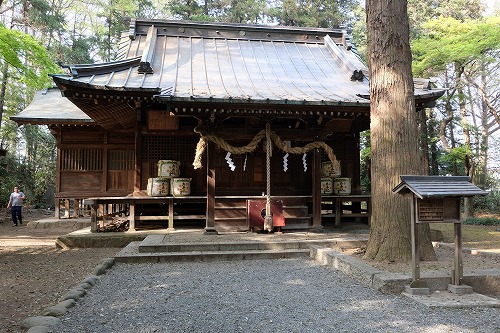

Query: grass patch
[430,223,500,249]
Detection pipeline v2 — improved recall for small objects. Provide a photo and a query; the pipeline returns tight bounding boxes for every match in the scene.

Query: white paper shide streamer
[283,153,289,172]
[225,152,236,171]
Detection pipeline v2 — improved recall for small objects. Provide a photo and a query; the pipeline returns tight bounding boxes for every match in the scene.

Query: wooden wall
[54,123,362,199]
[57,126,135,198]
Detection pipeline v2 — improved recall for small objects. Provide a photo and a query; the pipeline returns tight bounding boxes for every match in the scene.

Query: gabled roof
[10,88,94,125]
[53,19,373,108]
[53,19,444,108]
[15,19,445,130]
[392,175,488,199]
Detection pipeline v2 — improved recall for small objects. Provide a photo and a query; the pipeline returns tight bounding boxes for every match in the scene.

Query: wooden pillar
[335,197,341,227]
[353,131,361,193]
[128,201,136,231]
[312,148,322,228]
[90,201,98,232]
[410,195,428,289]
[167,197,175,231]
[64,199,70,218]
[55,125,61,219]
[134,106,142,193]
[205,141,217,234]
[55,199,61,219]
[453,222,463,285]
[102,132,108,193]
[72,199,79,218]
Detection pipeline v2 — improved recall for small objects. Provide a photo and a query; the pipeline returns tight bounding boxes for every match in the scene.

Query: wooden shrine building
[12,19,445,233]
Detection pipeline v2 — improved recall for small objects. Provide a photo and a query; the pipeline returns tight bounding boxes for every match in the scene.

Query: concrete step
[114,234,367,263]
[115,242,310,263]
[137,235,363,253]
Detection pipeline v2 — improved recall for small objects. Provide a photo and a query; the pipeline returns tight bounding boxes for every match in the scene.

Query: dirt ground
[0,209,119,333]
[0,209,499,333]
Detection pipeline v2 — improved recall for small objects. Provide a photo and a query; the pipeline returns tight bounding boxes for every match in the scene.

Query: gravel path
[52,259,500,333]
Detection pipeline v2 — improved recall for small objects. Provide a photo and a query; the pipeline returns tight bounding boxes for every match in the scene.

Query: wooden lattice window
[61,148,102,171]
[142,136,199,161]
[418,199,444,221]
[109,150,134,170]
[418,198,460,223]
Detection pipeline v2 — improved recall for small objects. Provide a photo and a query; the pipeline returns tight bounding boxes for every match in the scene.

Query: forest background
[0,0,499,219]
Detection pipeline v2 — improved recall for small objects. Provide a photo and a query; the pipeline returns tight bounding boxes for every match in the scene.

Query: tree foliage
[412,16,500,191]
[0,22,59,88]
[412,17,500,76]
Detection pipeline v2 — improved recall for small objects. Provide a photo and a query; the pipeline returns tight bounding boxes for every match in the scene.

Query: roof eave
[9,117,96,126]
[155,95,370,108]
[52,75,161,94]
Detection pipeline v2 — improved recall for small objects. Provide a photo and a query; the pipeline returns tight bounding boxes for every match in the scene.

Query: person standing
[7,186,26,226]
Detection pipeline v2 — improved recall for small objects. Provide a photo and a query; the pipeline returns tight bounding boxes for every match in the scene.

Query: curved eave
[59,57,142,78]
[357,88,446,107]
[9,117,96,126]
[155,95,371,108]
[52,75,162,94]
[414,89,447,101]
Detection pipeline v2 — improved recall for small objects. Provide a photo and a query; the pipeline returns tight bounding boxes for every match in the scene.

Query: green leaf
[0,23,60,89]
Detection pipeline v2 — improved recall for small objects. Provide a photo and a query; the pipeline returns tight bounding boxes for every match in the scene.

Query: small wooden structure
[393,175,487,294]
[12,19,445,233]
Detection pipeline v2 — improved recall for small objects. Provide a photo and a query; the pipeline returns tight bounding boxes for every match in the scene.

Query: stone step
[114,234,367,263]
[137,235,362,253]
[115,242,310,263]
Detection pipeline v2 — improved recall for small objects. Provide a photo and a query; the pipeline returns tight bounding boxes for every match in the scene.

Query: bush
[473,190,500,214]
[463,216,500,226]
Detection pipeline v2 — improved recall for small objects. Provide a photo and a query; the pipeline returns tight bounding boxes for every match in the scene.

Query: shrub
[463,216,500,226]
[473,190,500,214]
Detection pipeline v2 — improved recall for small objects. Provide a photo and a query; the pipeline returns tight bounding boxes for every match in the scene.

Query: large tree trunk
[364,0,435,262]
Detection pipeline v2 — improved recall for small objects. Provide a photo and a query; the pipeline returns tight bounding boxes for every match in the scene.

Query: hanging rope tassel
[264,122,273,232]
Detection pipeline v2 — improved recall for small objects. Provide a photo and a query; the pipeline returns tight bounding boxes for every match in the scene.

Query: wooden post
[454,222,463,285]
[90,200,97,232]
[128,200,136,231]
[102,132,108,193]
[55,125,61,219]
[72,199,79,218]
[410,195,427,289]
[312,148,322,228]
[64,199,70,218]
[167,197,175,231]
[134,106,142,193]
[335,197,341,227]
[205,141,217,234]
[55,199,61,219]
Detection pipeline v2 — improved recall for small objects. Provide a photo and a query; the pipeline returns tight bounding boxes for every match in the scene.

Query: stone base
[447,284,473,295]
[203,227,218,235]
[405,285,430,295]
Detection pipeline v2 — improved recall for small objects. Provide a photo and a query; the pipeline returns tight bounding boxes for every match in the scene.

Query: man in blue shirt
[7,186,26,226]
